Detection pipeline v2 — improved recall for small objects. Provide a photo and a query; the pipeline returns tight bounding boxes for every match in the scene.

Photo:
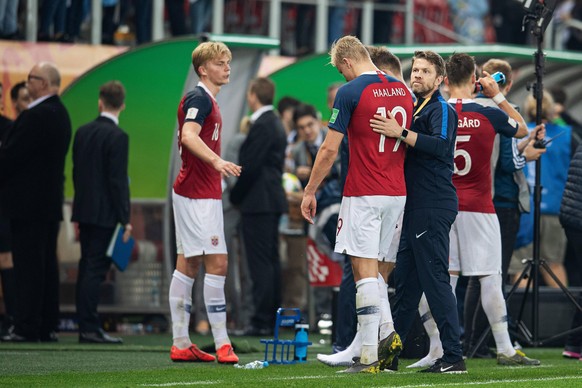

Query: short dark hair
[99,81,126,109]
[367,46,402,76]
[10,81,26,102]
[249,77,275,106]
[277,96,301,115]
[292,103,318,124]
[412,50,446,78]
[445,53,475,87]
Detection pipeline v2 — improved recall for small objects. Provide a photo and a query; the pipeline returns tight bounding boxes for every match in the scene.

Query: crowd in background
[1,0,582,52]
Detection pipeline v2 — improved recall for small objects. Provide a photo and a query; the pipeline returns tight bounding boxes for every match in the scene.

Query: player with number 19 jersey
[173,83,223,200]
[329,72,413,197]
[451,99,518,213]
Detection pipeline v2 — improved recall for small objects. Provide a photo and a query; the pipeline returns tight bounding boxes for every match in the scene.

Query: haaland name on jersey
[372,87,408,98]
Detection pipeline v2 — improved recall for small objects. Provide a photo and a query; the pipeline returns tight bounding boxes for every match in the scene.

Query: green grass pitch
[0,333,581,387]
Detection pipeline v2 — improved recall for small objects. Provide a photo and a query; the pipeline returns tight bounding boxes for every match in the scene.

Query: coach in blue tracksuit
[371,50,464,373]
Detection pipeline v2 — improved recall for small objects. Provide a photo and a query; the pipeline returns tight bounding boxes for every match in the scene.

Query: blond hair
[329,36,370,68]
[191,41,232,77]
[525,91,555,122]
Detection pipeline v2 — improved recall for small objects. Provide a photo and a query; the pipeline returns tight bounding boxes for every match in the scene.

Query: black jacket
[71,116,130,227]
[230,109,287,214]
[0,95,71,221]
[560,144,582,231]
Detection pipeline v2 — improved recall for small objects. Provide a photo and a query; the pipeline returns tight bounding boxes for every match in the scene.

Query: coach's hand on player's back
[370,110,402,138]
[213,158,241,178]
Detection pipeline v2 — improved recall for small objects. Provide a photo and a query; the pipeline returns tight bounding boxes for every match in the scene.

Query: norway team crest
[211,235,219,246]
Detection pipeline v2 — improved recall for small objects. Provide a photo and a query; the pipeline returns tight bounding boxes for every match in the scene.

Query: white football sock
[407,293,443,368]
[169,269,194,349]
[479,274,515,357]
[316,330,362,366]
[204,273,230,349]
[377,273,394,341]
[356,277,380,365]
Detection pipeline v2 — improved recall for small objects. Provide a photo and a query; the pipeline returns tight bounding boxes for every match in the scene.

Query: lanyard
[413,97,430,117]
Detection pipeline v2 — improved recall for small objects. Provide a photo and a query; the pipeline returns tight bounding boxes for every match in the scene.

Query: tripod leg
[539,260,582,312]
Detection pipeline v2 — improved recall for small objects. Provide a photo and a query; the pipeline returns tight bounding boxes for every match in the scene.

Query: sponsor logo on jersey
[330,108,339,124]
[508,117,517,128]
[186,107,199,119]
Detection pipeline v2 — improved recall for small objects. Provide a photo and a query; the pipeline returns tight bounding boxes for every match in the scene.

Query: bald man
[0,62,72,342]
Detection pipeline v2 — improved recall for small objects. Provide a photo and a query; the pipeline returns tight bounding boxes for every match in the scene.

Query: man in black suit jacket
[230,77,287,334]
[0,62,72,342]
[71,81,131,344]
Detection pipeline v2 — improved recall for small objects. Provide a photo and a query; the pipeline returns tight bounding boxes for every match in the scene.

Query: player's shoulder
[181,86,212,111]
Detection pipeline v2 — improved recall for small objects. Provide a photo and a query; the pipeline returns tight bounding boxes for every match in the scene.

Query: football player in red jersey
[169,41,241,364]
[302,35,414,373]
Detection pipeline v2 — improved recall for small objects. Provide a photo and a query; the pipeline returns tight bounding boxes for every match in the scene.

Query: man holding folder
[72,81,131,344]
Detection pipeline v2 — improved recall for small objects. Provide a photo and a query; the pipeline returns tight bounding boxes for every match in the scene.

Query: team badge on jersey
[329,108,339,124]
[211,235,219,246]
[186,107,199,119]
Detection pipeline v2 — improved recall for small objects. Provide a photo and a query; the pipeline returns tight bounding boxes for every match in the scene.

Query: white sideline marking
[141,382,221,386]
[371,375,582,388]
[141,375,338,386]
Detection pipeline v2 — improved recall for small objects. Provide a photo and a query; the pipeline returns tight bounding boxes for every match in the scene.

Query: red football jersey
[173,85,222,199]
[451,99,518,213]
[329,72,413,197]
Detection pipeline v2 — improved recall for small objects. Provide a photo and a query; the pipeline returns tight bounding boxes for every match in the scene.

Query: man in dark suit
[0,62,72,342]
[71,81,131,344]
[230,77,287,335]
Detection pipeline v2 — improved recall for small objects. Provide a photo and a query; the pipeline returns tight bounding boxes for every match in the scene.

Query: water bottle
[234,360,269,369]
[294,323,309,362]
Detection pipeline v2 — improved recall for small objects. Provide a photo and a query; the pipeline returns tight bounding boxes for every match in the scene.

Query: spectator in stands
[10,82,31,118]
[135,0,152,44]
[373,0,397,44]
[0,62,72,342]
[490,0,528,45]
[190,0,212,35]
[448,0,489,43]
[38,0,67,41]
[328,0,347,46]
[559,143,582,361]
[0,0,19,39]
[277,96,301,173]
[166,0,187,37]
[549,86,582,143]
[566,0,582,51]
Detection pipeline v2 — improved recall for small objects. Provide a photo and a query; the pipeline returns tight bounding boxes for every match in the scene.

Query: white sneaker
[406,353,441,369]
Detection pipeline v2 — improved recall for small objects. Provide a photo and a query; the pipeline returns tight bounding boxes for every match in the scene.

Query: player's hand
[301,192,317,224]
[523,139,546,161]
[478,70,501,98]
[530,123,546,141]
[213,159,242,178]
[123,224,133,243]
[370,110,401,138]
